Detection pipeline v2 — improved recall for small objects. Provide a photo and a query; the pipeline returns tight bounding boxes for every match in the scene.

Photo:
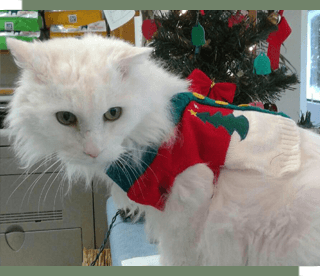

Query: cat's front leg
[110,182,160,244]
[156,163,215,266]
[110,184,144,221]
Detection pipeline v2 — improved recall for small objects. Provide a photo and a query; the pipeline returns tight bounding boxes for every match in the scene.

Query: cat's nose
[83,132,100,158]
[84,151,99,158]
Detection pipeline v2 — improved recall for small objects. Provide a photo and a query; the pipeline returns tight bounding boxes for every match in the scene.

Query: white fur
[140,128,320,266]
[5,34,187,189]
[5,34,320,265]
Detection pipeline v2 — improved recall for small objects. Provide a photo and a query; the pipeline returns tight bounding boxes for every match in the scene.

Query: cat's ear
[120,47,153,62]
[6,38,34,68]
[118,47,153,78]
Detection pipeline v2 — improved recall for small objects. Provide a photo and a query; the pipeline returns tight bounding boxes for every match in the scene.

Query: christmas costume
[106,92,301,211]
[187,68,236,103]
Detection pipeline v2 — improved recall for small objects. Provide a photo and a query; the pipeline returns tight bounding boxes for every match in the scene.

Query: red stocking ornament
[267,10,292,70]
[142,19,158,40]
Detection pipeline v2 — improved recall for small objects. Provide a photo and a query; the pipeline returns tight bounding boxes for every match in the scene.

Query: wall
[275,10,305,123]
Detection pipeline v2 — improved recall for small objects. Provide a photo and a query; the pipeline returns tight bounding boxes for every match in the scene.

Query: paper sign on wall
[103,10,135,31]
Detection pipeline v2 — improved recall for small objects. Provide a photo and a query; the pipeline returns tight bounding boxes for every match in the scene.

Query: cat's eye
[104,107,122,121]
[56,111,77,126]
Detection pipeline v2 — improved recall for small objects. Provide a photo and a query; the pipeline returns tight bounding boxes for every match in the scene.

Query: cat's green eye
[56,111,77,126]
[104,107,122,121]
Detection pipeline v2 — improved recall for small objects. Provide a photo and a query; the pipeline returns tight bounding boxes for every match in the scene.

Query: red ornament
[267,10,292,70]
[249,102,264,109]
[200,10,205,16]
[142,19,158,40]
[187,69,236,103]
[228,12,246,28]
[264,103,278,112]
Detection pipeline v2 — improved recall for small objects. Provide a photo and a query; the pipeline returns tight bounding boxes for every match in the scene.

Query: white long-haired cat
[4,34,320,266]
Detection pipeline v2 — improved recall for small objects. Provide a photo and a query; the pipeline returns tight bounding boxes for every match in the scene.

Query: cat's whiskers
[24,155,61,207]
[54,172,68,211]
[114,157,136,194]
[18,157,62,213]
[113,156,147,199]
[118,155,147,200]
[118,155,146,199]
[120,147,162,200]
[53,178,64,212]
[122,146,165,183]
[42,166,65,210]
[39,153,77,212]
[123,145,168,159]
[6,153,58,209]
[5,150,39,176]
[123,151,160,185]
[36,163,63,213]
[9,153,57,191]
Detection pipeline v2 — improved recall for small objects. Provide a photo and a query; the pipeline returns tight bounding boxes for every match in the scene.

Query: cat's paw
[119,207,145,222]
[146,234,159,244]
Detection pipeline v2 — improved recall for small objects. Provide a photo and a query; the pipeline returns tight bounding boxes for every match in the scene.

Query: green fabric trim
[197,112,249,141]
[106,148,158,193]
[170,92,290,125]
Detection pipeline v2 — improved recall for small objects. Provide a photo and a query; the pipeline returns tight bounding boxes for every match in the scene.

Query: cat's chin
[59,156,111,187]
[68,157,108,169]
[57,152,108,171]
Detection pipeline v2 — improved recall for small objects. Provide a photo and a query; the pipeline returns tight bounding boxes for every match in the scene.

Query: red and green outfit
[106,92,301,211]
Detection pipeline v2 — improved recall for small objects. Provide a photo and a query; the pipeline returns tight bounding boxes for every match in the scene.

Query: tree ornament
[267,10,292,70]
[191,23,205,46]
[248,10,257,27]
[249,102,264,109]
[253,52,272,75]
[264,103,278,112]
[202,39,212,50]
[280,65,287,73]
[142,19,158,40]
[237,70,244,77]
[267,12,282,25]
[228,11,246,28]
[191,11,206,55]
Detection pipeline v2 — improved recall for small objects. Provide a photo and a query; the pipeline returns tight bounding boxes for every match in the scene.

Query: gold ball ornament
[267,12,282,25]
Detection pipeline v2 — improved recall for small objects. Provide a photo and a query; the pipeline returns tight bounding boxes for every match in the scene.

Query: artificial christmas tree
[148,10,299,105]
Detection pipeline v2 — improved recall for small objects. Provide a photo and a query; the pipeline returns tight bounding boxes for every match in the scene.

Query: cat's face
[5,34,187,186]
